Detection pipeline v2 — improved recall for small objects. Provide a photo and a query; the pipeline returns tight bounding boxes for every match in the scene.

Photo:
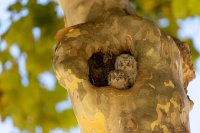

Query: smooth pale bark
[57,0,135,27]
[54,0,195,133]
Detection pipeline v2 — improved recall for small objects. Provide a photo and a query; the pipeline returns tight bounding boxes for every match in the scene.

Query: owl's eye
[119,62,123,66]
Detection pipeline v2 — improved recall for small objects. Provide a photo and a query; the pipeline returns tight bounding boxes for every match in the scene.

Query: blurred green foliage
[0,0,199,132]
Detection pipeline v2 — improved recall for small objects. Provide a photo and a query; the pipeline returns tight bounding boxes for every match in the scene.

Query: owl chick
[115,54,137,85]
[108,70,129,89]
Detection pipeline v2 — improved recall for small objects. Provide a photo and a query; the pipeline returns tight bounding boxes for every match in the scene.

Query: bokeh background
[0,0,200,133]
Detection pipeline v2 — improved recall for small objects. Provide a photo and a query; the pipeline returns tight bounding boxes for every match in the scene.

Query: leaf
[8,1,23,13]
[188,0,200,15]
[134,0,158,12]
[171,0,188,18]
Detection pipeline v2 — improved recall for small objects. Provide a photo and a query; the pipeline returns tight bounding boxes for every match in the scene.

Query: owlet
[115,54,137,85]
[108,70,129,89]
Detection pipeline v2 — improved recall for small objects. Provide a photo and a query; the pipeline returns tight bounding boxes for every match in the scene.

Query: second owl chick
[108,70,129,89]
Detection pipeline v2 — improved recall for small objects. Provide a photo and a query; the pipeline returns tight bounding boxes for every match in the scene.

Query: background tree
[0,0,200,132]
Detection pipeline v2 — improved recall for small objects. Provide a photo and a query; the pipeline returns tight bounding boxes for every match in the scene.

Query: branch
[57,0,135,27]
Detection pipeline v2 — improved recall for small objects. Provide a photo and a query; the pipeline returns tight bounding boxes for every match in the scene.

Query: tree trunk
[53,0,195,133]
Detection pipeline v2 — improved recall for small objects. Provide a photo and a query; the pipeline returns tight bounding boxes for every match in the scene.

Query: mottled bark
[53,0,195,133]
[57,0,135,27]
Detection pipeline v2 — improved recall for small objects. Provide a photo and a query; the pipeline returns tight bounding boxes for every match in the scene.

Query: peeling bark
[53,0,195,133]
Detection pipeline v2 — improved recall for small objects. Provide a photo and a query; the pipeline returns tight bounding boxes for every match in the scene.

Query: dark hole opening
[88,51,132,87]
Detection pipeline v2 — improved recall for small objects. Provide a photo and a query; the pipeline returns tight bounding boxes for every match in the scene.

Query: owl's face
[115,54,136,71]
[108,70,129,89]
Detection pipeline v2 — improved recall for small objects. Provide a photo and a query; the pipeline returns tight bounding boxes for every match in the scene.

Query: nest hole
[88,51,131,87]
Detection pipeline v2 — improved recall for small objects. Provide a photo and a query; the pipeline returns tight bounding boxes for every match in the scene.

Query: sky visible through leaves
[0,0,200,133]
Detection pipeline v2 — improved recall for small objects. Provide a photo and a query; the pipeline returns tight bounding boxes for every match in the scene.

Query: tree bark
[57,0,135,27]
[53,0,195,133]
